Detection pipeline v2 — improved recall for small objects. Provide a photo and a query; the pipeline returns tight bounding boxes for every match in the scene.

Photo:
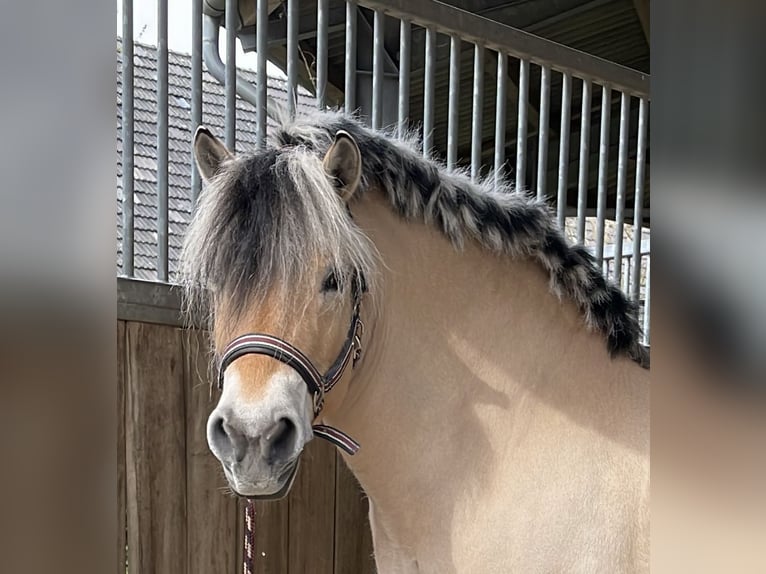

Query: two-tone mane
[182,110,648,368]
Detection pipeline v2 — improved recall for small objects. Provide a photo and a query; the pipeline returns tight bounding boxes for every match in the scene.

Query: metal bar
[397,19,411,137]
[345,1,357,114]
[494,51,507,186]
[356,0,650,97]
[121,0,134,277]
[287,0,299,117]
[643,259,651,344]
[594,84,611,266]
[423,27,436,157]
[536,65,550,200]
[630,97,648,301]
[225,0,237,149]
[256,0,268,148]
[612,92,630,284]
[372,8,384,129]
[516,58,529,190]
[157,0,169,281]
[471,44,484,181]
[576,78,591,243]
[317,0,329,109]
[191,0,202,206]
[556,72,571,229]
[447,35,460,169]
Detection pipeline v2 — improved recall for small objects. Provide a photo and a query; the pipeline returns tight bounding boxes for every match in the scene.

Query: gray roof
[116,39,316,280]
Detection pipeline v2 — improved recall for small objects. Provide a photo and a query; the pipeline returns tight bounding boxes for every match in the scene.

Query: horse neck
[327,190,649,547]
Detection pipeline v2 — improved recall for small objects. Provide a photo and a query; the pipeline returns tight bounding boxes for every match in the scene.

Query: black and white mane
[181,110,649,368]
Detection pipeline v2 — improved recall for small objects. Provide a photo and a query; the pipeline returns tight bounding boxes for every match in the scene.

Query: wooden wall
[117,320,376,573]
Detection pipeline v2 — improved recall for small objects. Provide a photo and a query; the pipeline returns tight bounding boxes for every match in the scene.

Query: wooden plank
[334,456,376,574]
[242,496,289,574]
[117,321,127,574]
[288,439,337,574]
[125,322,187,574]
[183,328,239,573]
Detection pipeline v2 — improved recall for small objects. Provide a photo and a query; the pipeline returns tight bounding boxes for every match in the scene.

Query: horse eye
[321,270,340,292]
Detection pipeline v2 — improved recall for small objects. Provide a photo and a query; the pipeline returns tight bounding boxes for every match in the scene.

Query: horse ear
[194,126,233,181]
[323,130,362,201]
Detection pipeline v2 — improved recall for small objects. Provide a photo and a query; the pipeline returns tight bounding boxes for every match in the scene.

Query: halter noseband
[216,273,366,457]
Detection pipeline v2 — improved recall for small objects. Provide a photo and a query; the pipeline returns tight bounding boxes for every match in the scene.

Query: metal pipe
[317,0,329,109]
[447,35,460,169]
[423,27,436,157]
[516,58,529,190]
[630,97,648,301]
[201,15,279,119]
[494,52,507,187]
[157,0,169,281]
[191,0,202,206]
[576,78,591,243]
[612,92,630,284]
[287,0,299,117]
[225,0,237,149]
[397,19,411,138]
[121,0,134,277]
[595,84,611,266]
[556,72,571,229]
[256,0,268,148]
[536,64,550,200]
[372,8,384,129]
[471,44,484,181]
[345,1,357,114]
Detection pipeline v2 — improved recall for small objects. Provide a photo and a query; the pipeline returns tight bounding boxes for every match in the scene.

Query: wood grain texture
[117,321,127,574]
[334,455,376,574]
[288,439,337,574]
[125,322,187,574]
[247,496,289,574]
[183,328,239,573]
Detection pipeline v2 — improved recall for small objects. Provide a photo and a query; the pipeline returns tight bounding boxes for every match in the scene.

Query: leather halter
[216,273,366,457]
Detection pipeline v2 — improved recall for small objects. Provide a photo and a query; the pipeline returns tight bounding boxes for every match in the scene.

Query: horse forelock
[182,109,648,368]
[179,138,378,333]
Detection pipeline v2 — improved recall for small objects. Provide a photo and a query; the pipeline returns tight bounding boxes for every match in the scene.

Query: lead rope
[244,500,256,574]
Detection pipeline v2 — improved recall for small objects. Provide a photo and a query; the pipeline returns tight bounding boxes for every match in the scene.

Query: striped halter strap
[216,273,366,458]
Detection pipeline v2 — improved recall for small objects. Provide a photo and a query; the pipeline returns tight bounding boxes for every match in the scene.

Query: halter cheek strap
[216,276,366,456]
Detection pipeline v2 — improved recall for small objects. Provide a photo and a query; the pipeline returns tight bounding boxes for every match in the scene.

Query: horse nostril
[263,417,297,464]
[208,412,247,463]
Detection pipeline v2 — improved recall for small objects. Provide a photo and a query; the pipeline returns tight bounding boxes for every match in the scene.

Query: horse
[180,110,650,573]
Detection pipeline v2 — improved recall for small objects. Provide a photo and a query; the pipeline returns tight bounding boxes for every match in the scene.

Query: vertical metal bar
[643,259,651,345]
[630,98,648,301]
[157,0,169,281]
[556,72,571,229]
[397,19,411,138]
[225,0,237,149]
[256,0,268,148]
[612,92,630,284]
[191,0,202,207]
[345,1,357,114]
[594,84,611,266]
[372,9,384,129]
[471,44,484,181]
[121,0,134,277]
[287,0,299,117]
[516,58,529,190]
[536,65,550,200]
[423,27,436,157]
[447,35,460,169]
[576,78,591,243]
[494,52,507,186]
[317,0,329,109]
